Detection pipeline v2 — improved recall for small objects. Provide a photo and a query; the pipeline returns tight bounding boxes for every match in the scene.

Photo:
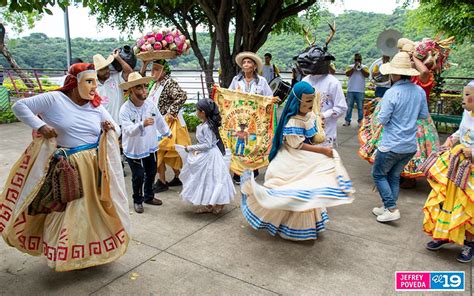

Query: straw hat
[119,72,154,90]
[93,54,114,71]
[397,38,415,53]
[380,52,420,76]
[235,52,263,73]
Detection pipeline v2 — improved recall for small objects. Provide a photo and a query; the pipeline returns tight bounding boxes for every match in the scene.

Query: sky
[13,0,413,39]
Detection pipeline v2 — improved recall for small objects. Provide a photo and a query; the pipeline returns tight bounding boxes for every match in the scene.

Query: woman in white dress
[177,99,235,214]
[240,81,354,241]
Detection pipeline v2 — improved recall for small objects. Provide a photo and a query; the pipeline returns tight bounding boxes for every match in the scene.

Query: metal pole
[64,7,72,68]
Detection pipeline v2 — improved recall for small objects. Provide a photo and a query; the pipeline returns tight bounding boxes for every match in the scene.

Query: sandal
[195,205,213,214]
[212,205,224,215]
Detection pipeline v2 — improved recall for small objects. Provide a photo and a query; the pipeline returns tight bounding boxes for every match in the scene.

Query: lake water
[46,70,348,102]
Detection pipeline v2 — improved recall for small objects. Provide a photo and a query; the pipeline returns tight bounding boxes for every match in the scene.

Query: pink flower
[165,34,173,44]
[153,43,162,50]
[155,33,163,41]
[137,38,145,47]
[147,37,156,44]
[161,40,168,48]
[174,37,183,46]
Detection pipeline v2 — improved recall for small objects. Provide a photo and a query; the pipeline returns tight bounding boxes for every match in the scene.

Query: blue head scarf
[269,81,315,161]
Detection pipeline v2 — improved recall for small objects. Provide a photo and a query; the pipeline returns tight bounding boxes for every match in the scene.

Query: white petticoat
[176,145,235,206]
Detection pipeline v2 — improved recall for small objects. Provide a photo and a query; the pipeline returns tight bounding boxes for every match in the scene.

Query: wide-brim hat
[93,54,114,71]
[235,52,263,73]
[397,38,415,53]
[380,52,420,76]
[119,72,154,90]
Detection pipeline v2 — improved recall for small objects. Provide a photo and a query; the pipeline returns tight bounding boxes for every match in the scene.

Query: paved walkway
[0,122,471,295]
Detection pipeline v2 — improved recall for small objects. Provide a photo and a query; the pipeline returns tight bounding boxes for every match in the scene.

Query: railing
[1,68,470,103]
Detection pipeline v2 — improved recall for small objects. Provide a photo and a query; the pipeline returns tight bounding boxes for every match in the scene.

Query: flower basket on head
[134,28,191,61]
[136,50,178,62]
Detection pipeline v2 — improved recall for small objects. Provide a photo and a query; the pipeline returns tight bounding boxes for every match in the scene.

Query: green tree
[0,5,42,87]
[3,0,322,89]
[405,0,473,44]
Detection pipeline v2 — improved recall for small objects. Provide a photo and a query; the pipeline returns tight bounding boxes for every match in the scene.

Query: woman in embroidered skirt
[423,81,474,263]
[176,99,235,214]
[240,81,354,241]
[0,63,130,271]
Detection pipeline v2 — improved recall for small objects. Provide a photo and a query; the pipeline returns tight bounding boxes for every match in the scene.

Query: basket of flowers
[134,28,191,61]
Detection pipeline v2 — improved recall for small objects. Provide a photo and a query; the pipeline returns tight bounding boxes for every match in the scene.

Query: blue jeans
[235,138,245,155]
[375,87,389,98]
[345,91,364,123]
[371,150,415,209]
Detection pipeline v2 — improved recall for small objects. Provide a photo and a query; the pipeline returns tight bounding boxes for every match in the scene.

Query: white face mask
[77,72,98,101]
[299,93,315,114]
[462,86,474,112]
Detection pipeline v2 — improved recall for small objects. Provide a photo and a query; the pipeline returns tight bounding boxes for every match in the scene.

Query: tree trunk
[0,44,35,89]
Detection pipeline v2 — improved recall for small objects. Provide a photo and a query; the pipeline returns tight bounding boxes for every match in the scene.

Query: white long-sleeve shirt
[119,99,171,159]
[228,74,273,97]
[302,74,348,146]
[12,91,119,148]
[97,72,125,125]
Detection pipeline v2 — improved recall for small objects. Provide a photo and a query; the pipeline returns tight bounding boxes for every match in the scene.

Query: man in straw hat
[119,72,171,214]
[140,59,191,193]
[94,50,133,124]
[371,51,429,223]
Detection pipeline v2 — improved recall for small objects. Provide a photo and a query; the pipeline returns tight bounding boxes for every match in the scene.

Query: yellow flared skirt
[157,116,192,170]
[423,144,474,245]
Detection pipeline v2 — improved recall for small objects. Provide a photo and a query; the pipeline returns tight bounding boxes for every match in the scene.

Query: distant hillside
[1,9,472,77]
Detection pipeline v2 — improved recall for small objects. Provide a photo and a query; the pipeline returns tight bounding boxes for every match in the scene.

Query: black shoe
[153,180,169,193]
[144,198,163,206]
[233,174,240,185]
[253,169,259,179]
[167,177,182,187]
[134,203,144,214]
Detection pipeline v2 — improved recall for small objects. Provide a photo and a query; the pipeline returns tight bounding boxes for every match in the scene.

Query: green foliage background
[1,10,472,77]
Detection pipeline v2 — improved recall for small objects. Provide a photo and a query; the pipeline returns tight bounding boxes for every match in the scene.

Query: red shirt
[411,73,434,102]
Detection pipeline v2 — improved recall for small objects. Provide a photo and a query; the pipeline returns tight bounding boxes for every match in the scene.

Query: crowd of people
[0,33,472,272]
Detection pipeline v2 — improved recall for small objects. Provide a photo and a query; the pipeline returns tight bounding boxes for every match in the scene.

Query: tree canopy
[2,0,322,88]
[1,10,472,79]
[405,0,473,44]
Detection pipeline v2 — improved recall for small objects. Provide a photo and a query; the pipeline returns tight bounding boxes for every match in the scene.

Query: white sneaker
[372,206,385,216]
[376,209,400,222]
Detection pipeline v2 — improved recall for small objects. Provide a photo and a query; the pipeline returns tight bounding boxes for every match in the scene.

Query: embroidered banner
[213,86,276,174]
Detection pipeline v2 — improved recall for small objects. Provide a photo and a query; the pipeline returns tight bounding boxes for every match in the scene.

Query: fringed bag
[447,150,472,190]
[52,149,83,203]
[419,146,449,176]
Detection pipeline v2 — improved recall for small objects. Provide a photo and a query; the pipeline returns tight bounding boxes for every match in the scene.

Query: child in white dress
[177,99,235,214]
